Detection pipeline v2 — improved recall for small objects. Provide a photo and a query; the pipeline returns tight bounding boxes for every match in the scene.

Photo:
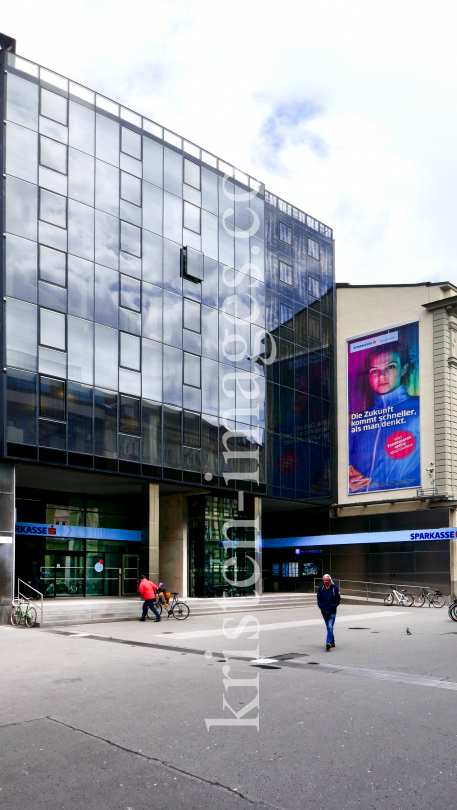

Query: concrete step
[37,594,316,627]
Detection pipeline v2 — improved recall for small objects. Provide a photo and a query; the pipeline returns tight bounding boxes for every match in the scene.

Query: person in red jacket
[138,575,161,622]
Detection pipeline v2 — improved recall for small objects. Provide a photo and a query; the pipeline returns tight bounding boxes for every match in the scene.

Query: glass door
[40,553,85,597]
[85,552,105,596]
[122,554,139,595]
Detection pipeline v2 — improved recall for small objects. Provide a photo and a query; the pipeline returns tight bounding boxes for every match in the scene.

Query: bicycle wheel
[146,602,162,619]
[431,595,446,608]
[10,607,21,626]
[403,594,414,607]
[449,603,457,621]
[384,594,394,606]
[25,606,37,627]
[172,601,189,620]
[414,595,425,607]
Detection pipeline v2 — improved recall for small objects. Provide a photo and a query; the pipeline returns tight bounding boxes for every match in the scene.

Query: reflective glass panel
[38,346,67,378]
[201,358,218,416]
[69,101,95,156]
[39,246,65,286]
[38,280,67,312]
[94,324,118,390]
[40,188,67,228]
[6,234,38,303]
[7,74,39,130]
[120,333,140,370]
[121,171,141,206]
[184,298,201,332]
[96,114,119,167]
[163,346,182,406]
[95,160,119,217]
[121,127,141,159]
[163,291,182,348]
[40,376,65,420]
[68,200,94,261]
[94,389,117,458]
[201,257,218,308]
[120,395,140,434]
[95,211,119,270]
[143,182,163,236]
[39,165,67,196]
[7,369,37,445]
[68,255,94,319]
[41,88,67,125]
[164,149,182,197]
[39,116,68,144]
[39,221,67,253]
[184,201,201,234]
[39,419,66,449]
[68,382,93,454]
[143,138,163,187]
[184,159,200,190]
[95,265,119,328]
[6,176,37,242]
[142,339,162,402]
[119,368,141,396]
[40,135,67,174]
[121,221,141,257]
[6,298,37,371]
[120,275,140,311]
[142,230,163,285]
[184,353,201,387]
[163,405,182,468]
[142,283,162,341]
[163,239,181,293]
[68,149,95,206]
[40,308,65,350]
[163,193,182,244]
[6,122,38,183]
[120,252,141,279]
[201,169,218,215]
[68,316,94,385]
[119,433,140,461]
[142,400,162,465]
[201,306,218,360]
[119,307,141,335]
[121,197,142,225]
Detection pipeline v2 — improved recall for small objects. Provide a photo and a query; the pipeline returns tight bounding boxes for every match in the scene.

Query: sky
[3,0,457,285]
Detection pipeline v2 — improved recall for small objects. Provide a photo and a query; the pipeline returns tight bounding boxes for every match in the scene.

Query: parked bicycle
[10,598,37,627]
[413,587,446,608]
[384,586,414,607]
[448,599,457,621]
[146,591,190,621]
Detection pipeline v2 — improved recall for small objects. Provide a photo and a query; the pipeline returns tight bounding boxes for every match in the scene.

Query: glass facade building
[0,38,335,603]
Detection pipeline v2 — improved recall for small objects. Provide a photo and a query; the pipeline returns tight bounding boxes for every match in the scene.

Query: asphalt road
[1,602,456,809]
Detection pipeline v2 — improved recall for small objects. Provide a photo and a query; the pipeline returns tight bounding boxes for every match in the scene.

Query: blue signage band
[15,523,141,542]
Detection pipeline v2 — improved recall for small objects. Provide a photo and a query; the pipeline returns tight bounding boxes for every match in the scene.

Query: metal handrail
[313,578,445,601]
[17,578,44,624]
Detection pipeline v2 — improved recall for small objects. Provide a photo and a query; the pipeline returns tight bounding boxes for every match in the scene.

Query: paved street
[1,602,456,809]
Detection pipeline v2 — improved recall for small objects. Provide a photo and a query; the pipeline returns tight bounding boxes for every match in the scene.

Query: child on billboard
[348,324,420,494]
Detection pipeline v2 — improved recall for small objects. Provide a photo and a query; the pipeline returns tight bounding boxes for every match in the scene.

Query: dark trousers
[142,599,160,620]
[322,612,336,644]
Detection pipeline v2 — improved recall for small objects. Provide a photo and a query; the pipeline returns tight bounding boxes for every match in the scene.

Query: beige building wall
[336,283,456,507]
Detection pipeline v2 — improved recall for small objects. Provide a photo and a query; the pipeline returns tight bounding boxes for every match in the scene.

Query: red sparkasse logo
[48,525,56,535]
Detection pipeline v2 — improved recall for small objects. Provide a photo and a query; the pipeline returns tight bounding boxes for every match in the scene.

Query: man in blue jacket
[317,574,341,651]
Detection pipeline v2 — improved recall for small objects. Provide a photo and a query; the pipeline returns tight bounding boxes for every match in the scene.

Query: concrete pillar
[159,494,188,598]
[254,496,262,596]
[0,462,15,625]
[148,483,159,584]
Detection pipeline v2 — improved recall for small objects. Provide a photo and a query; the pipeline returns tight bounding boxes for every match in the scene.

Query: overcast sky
[3,0,456,285]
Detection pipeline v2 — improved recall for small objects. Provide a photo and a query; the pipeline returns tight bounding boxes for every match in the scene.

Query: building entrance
[39,549,140,597]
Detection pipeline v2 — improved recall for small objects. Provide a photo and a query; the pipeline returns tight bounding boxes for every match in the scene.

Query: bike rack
[16,579,44,625]
[313,578,446,603]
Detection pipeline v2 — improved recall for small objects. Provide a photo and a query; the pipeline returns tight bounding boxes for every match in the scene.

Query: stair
[37,593,316,627]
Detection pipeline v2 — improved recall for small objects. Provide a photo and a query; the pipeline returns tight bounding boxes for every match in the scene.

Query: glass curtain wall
[2,53,334,503]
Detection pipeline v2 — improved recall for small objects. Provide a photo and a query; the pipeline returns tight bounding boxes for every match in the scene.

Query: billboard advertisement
[347,321,420,494]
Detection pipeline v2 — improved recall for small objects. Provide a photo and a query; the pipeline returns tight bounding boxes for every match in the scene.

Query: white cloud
[3,0,457,284]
